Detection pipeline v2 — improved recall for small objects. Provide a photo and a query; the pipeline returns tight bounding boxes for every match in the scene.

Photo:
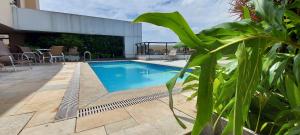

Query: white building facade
[0,0,142,58]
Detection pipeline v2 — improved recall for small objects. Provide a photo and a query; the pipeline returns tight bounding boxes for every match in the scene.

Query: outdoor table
[36,48,51,52]
[36,49,51,63]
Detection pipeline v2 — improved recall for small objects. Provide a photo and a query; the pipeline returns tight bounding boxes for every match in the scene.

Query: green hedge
[24,33,124,58]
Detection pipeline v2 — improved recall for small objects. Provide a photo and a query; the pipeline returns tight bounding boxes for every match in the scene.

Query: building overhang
[11,7,142,37]
[0,23,14,34]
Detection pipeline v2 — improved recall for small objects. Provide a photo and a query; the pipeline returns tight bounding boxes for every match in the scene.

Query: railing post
[144,42,146,55]
[165,42,168,55]
[136,43,138,55]
[147,42,150,59]
[84,51,92,62]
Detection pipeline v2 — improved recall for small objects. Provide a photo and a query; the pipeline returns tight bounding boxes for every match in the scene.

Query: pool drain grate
[77,92,169,117]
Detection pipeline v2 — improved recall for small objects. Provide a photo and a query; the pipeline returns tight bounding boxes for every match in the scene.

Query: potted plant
[134,0,300,134]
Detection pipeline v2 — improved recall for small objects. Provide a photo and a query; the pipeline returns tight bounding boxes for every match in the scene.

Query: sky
[40,0,235,42]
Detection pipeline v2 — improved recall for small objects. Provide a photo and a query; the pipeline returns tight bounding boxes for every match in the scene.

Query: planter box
[201,117,257,135]
[186,116,257,135]
[65,55,80,61]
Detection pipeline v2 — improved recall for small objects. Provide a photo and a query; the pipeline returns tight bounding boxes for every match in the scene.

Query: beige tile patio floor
[0,61,197,135]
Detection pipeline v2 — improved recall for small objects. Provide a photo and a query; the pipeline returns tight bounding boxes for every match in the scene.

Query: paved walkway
[0,64,64,116]
[0,61,196,135]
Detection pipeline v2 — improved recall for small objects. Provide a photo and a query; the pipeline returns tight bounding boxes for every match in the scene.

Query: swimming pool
[89,61,183,92]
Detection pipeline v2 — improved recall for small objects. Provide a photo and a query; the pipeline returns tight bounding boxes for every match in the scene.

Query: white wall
[0,0,14,27]
[11,7,142,58]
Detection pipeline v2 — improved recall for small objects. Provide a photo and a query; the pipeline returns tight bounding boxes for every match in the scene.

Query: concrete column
[124,36,142,58]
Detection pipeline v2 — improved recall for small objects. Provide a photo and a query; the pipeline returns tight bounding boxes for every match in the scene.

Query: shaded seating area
[166,49,177,61]
[0,41,32,71]
[65,47,80,61]
[18,46,41,63]
[49,46,65,63]
[36,46,65,63]
[0,42,72,72]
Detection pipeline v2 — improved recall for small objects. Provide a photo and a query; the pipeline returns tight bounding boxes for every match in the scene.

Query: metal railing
[83,51,92,61]
[135,42,191,56]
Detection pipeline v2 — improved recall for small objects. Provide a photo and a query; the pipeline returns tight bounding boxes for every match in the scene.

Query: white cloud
[40,0,235,42]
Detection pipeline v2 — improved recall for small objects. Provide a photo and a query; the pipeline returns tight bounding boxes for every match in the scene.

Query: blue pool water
[89,61,183,92]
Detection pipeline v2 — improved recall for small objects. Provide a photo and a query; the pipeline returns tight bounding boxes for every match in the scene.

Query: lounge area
[1,0,299,135]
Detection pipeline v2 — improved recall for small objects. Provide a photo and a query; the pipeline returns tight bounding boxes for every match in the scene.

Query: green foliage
[192,55,216,135]
[55,34,84,50]
[242,6,251,19]
[134,0,300,134]
[24,33,124,58]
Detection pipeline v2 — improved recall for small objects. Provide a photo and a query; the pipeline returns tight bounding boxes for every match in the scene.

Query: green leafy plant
[24,33,124,58]
[134,0,300,134]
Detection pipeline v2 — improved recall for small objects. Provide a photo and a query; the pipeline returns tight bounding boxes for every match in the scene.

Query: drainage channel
[55,63,80,120]
[77,92,170,117]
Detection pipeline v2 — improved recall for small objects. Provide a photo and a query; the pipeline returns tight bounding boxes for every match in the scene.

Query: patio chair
[18,46,41,63]
[68,47,79,56]
[0,41,31,71]
[66,47,80,61]
[166,49,177,61]
[47,46,65,64]
[0,62,4,69]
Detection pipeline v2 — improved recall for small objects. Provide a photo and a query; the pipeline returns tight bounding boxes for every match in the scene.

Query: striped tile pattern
[78,92,170,117]
[55,63,80,120]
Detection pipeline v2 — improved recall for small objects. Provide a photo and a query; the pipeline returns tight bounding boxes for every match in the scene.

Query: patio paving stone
[73,126,106,135]
[124,100,194,135]
[104,118,138,134]
[0,113,33,135]
[159,94,191,106]
[76,108,131,132]
[16,99,61,114]
[160,94,197,117]
[109,123,162,135]
[37,84,69,91]
[19,118,76,135]
[174,102,197,118]
[147,111,194,135]
[125,100,174,124]
[0,94,34,116]
[26,89,66,105]
[25,106,58,128]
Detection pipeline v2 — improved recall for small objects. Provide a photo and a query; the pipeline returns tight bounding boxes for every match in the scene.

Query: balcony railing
[135,42,191,55]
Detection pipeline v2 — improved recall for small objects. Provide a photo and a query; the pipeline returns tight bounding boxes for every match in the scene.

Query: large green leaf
[222,41,264,135]
[254,0,288,42]
[242,6,251,19]
[285,10,300,24]
[254,0,284,29]
[285,75,300,108]
[293,54,300,84]
[133,2,299,134]
[285,125,300,135]
[286,0,300,9]
[214,73,237,108]
[134,12,207,50]
[166,73,187,129]
[197,19,263,42]
[165,52,208,129]
[191,54,217,135]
